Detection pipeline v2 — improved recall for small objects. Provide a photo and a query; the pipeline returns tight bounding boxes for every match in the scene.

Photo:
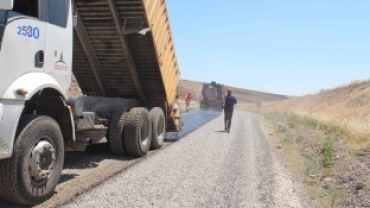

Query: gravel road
[60,111,303,208]
[0,110,219,208]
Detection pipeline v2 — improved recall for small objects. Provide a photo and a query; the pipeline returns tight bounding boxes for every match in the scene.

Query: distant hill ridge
[178,79,288,103]
[68,76,288,103]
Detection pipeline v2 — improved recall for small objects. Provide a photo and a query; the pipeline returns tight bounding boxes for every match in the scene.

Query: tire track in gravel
[60,111,303,208]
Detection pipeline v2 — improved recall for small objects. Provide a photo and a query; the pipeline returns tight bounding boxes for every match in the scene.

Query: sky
[166,0,370,96]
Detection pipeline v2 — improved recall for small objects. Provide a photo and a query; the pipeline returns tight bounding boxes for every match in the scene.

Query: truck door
[0,0,46,94]
[43,0,72,91]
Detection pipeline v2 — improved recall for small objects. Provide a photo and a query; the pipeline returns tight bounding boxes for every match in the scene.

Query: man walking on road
[223,88,237,132]
[184,93,192,113]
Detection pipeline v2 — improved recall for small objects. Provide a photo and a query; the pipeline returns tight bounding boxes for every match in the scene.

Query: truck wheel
[124,108,152,157]
[0,115,64,205]
[108,112,127,155]
[149,107,166,149]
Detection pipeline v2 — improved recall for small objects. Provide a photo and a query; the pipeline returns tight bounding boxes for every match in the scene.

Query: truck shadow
[59,173,80,184]
[214,130,228,133]
[0,200,30,208]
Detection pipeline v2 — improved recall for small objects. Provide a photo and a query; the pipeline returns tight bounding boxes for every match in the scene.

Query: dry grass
[263,112,350,207]
[263,79,370,147]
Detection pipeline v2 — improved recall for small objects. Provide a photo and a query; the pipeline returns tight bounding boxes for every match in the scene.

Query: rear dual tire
[124,108,152,157]
[108,112,128,155]
[149,107,166,149]
[108,107,166,157]
[108,100,139,155]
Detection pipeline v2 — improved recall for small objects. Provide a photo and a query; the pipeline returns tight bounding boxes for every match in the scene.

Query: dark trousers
[224,109,234,131]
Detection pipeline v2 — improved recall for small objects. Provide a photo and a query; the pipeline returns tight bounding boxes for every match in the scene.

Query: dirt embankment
[264,79,370,145]
[262,79,370,208]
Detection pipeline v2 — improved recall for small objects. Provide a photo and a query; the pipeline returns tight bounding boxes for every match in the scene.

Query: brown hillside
[178,80,203,101]
[264,79,370,145]
[67,75,83,96]
[178,79,288,103]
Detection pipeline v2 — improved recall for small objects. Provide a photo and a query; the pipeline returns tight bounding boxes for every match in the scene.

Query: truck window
[0,0,38,46]
[47,0,69,27]
[12,0,39,18]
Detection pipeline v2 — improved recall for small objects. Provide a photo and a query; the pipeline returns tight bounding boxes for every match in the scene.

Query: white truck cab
[0,0,73,155]
[0,0,75,205]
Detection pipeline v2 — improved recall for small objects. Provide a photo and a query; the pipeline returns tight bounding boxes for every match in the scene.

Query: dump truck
[199,81,225,110]
[0,0,181,205]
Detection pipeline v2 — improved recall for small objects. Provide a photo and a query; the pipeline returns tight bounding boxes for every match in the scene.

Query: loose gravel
[0,111,303,208]
[60,111,303,208]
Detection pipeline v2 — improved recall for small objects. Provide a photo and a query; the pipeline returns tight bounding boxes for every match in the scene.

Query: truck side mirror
[73,12,77,27]
[0,0,13,10]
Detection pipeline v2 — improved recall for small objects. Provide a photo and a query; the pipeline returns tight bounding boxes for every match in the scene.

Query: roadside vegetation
[265,112,346,207]
[261,80,370,208]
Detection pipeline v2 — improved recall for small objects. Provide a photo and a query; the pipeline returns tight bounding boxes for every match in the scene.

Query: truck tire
[149,107,166,149]
[0,115,64,205]
[108,112,128,155]
[124,107,152,157]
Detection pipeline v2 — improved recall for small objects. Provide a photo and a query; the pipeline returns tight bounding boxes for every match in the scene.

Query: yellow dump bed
[73,0,180,130]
